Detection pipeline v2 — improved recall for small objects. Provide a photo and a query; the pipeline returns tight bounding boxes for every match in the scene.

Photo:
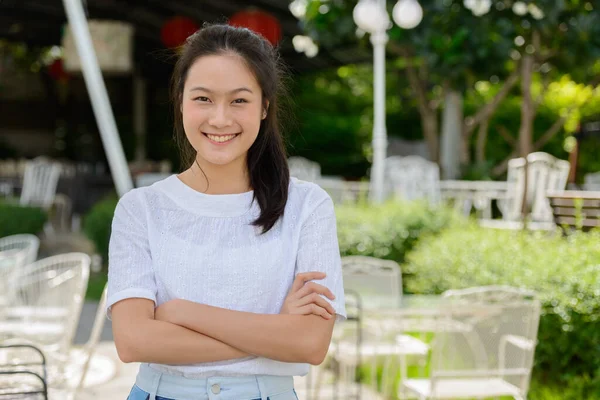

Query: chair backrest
[0,234,40,266]
[20,157,62,210]
[13,253,91,356]
[504,152,570,221]
[430,286,541,398]
[135,172,172,188]
[288,157,321,182]
[341,256,402,308]
[383,156,441,204]
[0,249,28,310]
[584,172,600,190]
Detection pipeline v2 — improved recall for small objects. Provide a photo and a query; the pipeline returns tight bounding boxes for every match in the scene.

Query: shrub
[336,201,459,265]
[0,201,47,237]
[404,223,600,398]
[82,194,118,265]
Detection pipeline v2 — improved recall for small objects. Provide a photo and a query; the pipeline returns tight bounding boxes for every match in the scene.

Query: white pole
[62,0,134,196]
[369,28,389,203]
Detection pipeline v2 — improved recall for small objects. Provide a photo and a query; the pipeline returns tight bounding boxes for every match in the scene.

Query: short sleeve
[106,190,157,319]
[295,190,346,322]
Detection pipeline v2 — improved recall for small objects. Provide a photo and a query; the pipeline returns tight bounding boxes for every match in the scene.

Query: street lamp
[353,0,423,203]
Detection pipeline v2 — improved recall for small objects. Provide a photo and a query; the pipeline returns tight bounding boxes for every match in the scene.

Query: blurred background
[0,0,599,399]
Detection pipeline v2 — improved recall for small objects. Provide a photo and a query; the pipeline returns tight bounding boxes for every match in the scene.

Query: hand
[280,272,336,320]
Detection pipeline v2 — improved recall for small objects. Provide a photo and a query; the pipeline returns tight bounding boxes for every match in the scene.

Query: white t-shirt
[106,175,346,377]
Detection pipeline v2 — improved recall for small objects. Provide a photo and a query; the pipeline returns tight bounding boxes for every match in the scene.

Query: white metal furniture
[288,156,321,182]
[0,253,91,383]
[323,256,430,398]
[135,172,172,188]
[19,157,62,211]
[0,234,40,266]
[439,180,511,219]
[584,172,600,191]
[399,286,541,400]
[504,152,570,223]
[383,156,441,205]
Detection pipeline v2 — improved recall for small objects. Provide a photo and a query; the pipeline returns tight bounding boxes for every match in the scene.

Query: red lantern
[229,10,282,46]
[48,59,69,82]
[161,16,199,48]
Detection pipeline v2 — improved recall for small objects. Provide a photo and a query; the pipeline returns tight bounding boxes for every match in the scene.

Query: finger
[295,282,336,300]
[291,271,326,293]
[294,293,336,316]
[294,304,332,320]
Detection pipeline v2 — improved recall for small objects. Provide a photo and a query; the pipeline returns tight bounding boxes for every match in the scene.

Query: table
[439,180,513,218]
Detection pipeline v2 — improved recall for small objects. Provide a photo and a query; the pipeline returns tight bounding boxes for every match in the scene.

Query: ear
[262,100,270,120]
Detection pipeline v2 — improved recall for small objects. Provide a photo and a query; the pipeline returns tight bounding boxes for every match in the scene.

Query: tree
[300,0,600,177]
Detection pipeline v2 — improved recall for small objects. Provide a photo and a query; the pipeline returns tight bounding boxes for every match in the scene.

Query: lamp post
[353,0,423,203]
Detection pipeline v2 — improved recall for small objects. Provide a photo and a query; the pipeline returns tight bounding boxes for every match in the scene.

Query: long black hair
[171,23,290,234]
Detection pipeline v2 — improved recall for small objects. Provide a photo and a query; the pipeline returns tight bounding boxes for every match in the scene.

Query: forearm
[164,301,332,365]
[115,318,250,364]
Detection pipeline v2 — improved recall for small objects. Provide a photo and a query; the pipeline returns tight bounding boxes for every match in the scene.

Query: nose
[208,104,233,129]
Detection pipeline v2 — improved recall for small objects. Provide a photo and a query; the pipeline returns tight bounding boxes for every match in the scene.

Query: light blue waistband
[135,363,295,400]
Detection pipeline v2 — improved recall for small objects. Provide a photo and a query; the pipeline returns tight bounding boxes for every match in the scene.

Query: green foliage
[0,201,47,237]
[335,201,459,264]
[404,223,600,397]
[82,194,118,265]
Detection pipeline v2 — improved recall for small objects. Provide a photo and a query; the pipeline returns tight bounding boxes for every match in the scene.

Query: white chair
[135,172,172,188]
[584,172,600,190]
[399,286,541,400]
[317,256,429,398]
[497,152,570,225]
[0,234,40,266]
[288,157,321,182]
[20,157,62,211]
[383,156,441,205]
[0,249,28,312]
[0,253,91,383]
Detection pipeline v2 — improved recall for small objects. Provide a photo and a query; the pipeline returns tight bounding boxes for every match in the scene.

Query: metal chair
[19,157,61,211]
[383,156,441,205]
[316,256,429,399]
[288,157,321,182]
[0,253,91,385]
[0,234,40,266]
[399,286,541,400]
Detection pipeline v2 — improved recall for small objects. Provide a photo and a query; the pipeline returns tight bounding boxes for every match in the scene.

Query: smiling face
[181,53,266,168]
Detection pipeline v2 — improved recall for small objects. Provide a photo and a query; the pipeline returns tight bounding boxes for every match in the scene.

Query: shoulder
[287,178,334,215]
[114,176,173,218]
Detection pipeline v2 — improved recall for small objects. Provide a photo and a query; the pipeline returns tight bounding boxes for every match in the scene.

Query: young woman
[107,24,346,400]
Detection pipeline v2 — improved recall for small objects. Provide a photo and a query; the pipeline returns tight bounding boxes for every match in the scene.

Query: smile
[203,133,240,144]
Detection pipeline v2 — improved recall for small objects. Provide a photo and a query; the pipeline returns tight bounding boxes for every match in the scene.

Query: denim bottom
[127,363,298,400]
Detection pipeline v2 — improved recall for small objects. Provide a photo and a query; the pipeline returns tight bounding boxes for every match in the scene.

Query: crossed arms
[111,272,337,366]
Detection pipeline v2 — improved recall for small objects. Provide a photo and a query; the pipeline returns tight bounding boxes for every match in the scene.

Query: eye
[194,96,210,102]
[232,98,248,104]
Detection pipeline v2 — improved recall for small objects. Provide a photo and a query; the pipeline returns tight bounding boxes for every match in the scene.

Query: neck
[180,156,251,195]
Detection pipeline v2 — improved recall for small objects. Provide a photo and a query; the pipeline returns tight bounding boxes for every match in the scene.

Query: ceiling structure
[0,0,371,75]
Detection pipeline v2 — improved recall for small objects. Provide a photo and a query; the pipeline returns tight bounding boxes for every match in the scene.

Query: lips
[203,132,241,144]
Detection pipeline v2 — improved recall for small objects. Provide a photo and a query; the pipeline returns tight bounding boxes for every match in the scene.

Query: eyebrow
[189,86,254,95]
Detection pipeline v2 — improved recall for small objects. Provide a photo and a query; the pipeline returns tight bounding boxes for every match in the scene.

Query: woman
[107,24,346,400]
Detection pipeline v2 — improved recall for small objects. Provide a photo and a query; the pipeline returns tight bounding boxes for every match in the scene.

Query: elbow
[113,330,143,363]
[302,337,331,366]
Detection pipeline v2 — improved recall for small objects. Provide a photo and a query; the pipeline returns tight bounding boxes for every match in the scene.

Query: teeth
[207,134,237,143]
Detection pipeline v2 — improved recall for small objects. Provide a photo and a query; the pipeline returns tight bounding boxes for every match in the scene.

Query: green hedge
[404,223,600,398]
[336,201,459,264]
[82,194,118,266]
[0,201,47,237]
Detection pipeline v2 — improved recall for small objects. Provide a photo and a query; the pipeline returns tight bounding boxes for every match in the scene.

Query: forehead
[184,54,260,92]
